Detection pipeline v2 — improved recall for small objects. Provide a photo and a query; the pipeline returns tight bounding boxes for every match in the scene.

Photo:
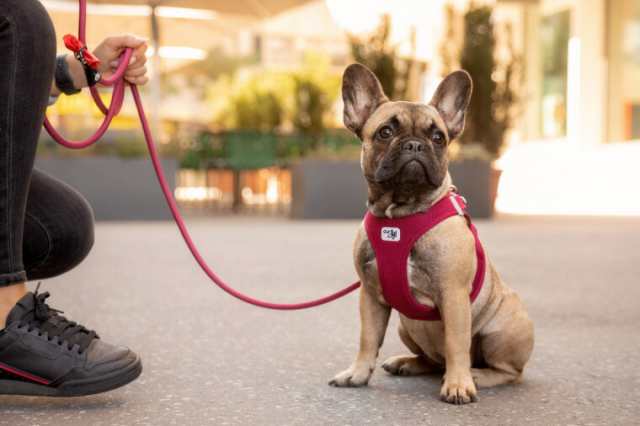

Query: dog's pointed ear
[342,63,388,138]
[429,70,473,140]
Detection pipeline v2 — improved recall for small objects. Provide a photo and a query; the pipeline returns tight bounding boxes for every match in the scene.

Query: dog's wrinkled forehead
[361,101,449,142]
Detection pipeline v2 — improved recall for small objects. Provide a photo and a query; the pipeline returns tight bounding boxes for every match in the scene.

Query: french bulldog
[329,63,534,404]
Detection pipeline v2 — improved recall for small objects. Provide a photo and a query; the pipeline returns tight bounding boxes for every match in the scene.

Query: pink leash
[43,0,361,310]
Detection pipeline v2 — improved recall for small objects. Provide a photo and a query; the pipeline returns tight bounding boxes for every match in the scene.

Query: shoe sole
[0,354,142,397]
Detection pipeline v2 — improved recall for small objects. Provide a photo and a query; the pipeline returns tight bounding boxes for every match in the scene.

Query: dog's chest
[359,234,442,308]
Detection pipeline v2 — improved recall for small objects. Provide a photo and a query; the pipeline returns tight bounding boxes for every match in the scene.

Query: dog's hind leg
[472,301,534,388]
[470,367,521,387]
[382,323,441,376]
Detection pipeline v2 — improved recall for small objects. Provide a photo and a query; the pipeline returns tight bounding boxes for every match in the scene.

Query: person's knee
[62,194,95,269]
[45,195,94,276]
[25,191,95,280]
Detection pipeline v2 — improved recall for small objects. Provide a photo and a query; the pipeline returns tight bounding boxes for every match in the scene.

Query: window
[540,10,570,138]
[607,0,640,142]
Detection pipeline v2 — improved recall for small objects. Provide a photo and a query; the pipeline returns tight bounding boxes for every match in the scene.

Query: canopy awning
[57,0,313,17]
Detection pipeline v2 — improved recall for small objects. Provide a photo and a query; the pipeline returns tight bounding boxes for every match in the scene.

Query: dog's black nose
[402,140,423,152]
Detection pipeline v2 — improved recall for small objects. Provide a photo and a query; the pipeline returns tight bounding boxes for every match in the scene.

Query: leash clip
[450,194,465,216]
[63,34,102,86]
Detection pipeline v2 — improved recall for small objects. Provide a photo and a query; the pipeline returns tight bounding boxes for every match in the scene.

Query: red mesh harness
[363,192,486,321]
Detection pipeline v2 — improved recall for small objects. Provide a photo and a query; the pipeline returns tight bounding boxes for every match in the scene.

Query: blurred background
[11,4,638,423]
[40,0,640,220]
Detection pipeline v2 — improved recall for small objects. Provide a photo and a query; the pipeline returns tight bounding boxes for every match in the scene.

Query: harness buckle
[450,194,465,216]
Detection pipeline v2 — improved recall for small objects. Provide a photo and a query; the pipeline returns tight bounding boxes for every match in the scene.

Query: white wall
[570,0,606,147]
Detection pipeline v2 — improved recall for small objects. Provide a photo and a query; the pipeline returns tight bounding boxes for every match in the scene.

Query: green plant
[231,90,283,131]
[276,134,313,160]
[217,71,291,132]
[455,4,521,157]
[349,14,415,101]
[179,132,223,169]
[164,48,256,99]
[38,132,179,159]
[292,77,330,138]
[309,129,361,160]
[291,54,340,147]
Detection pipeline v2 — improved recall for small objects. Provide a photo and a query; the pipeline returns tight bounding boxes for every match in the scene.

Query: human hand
[67,34,149,88]
[93,34,149,85]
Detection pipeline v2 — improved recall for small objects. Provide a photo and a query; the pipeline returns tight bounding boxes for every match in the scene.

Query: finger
[135,43,148,58]
[132,44,148,67]
[125,66,147,79]
[126,76,149,85]
[127,50,147,70]
[109,55,137,69]
[107,34,148,50]
[108,40,147,68]
[111,55,144,70]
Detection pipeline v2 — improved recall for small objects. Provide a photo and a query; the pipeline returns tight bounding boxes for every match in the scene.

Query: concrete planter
[291,159,367,219]
[36,156,177,221]
[291,158,500,219]
[449,159,500,218]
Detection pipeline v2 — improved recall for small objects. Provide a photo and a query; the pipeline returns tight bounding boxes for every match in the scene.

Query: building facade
[494,0,640,215]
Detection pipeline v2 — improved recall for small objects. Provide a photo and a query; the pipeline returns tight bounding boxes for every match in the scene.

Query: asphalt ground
[1,215,639,425]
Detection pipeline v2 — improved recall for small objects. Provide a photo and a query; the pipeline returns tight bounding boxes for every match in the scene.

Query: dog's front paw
[329,363,373,387]
[440,370,478,405]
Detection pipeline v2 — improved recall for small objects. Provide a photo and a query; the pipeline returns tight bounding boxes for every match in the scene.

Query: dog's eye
[377,126,394,140]
[431,130,445,145]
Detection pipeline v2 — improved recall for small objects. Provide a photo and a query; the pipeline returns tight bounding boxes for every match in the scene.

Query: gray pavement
[1,215,640,425]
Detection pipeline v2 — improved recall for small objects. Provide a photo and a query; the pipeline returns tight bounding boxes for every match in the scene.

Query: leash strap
[43,0,361,311]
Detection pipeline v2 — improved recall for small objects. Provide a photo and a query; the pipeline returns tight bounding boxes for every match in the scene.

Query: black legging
[0,0,94,287]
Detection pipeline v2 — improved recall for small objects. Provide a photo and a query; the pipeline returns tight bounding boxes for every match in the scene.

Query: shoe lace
[19,284,98,354]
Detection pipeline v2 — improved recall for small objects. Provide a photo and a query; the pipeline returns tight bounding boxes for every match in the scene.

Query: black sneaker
[0,288,142,396]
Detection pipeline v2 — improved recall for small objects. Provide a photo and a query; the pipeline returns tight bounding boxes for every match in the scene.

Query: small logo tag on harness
[381,227,401,242]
